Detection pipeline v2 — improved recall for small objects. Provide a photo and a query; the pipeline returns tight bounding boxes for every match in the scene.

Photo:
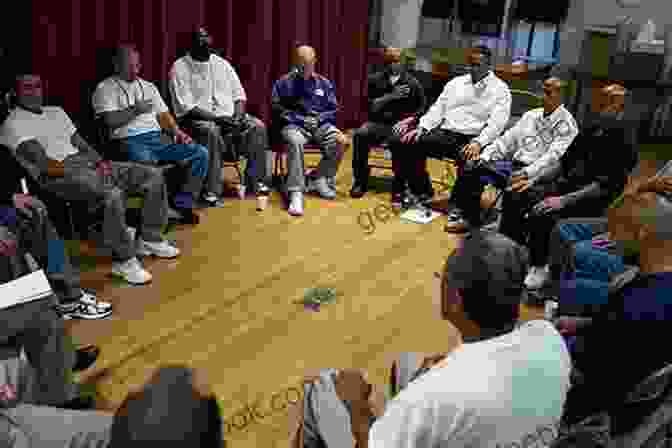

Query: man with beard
[349,47,426,199]
[169,27,270,208]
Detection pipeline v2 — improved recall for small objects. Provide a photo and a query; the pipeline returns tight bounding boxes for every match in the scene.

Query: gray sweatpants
[0,355,112,448]
[281,124,343,192]
[299,354,424,448]
[42,153,167,262]
[183,114,271,195]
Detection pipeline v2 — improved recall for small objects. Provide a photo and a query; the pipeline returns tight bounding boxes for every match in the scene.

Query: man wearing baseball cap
[300,231,572,448]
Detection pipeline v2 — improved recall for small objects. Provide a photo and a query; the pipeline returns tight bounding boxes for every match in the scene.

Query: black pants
[351,121,395,188]
[498,181,557,248]
[389,128,472,196]
[452,160,527,225]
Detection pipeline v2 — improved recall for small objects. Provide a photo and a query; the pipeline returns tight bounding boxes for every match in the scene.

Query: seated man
[169,26,270,207]
[271,45,347,216]
[390,46,511,205]
[0,150,111,319]
[295,231,571,447]
[1,72,179,286]
[0,230,100,410]
[555,185,672,426]
[93,44,208,224]
[0,365,223,448]
[445,77,579,234]
[545,161,672,307]
[502,84,635,287]
[350,47,426,198]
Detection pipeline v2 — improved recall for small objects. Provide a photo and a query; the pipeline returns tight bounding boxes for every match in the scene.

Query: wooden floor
[67,143,544,448]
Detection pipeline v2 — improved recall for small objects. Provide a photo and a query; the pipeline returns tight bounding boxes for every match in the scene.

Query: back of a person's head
[445,230,529,330]
[109,365,223,448]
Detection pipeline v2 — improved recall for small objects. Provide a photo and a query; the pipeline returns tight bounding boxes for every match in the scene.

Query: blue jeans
[556,221,626,306]
[121,131,208,198]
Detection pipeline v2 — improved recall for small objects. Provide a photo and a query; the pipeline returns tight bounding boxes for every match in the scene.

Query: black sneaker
[56,291,112,320]
[73,345,100,372]
[58,395,96,410]
[175,208,200,225]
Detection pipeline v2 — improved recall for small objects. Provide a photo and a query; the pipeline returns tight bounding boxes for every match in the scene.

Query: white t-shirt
[91,77,169,139]
[0,106,79,162]
[369,320,572,448]
[169,54,247,119]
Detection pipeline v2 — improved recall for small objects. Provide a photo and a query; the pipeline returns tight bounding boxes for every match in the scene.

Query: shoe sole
[110,272,152,285]
[67,310,113,320]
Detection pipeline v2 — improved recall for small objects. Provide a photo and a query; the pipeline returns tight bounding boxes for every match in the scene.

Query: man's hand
[0,239,18,257]
[553,316,592,336]
[304,115,319,131]
[390,84,411,99]
[46,159,65,178]
[392,116,415,136]
[531,196,567,216]
[508,172,530,193]
[95,160,113,178]
[420,353,448,370]
[334,369,371,405]
[175,129,193,145]
[461,142,482,161]
[12,193,33,212]
[642,175,672,195]
[400,127,425,144]
[134,99,154,115]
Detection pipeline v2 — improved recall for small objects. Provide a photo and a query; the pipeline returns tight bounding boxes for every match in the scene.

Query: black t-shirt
[367,70,426,125]
[0,149,28,206]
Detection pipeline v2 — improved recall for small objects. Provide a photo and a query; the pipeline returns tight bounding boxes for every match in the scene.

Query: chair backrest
[625,363,672,405]
[506,89,543,130]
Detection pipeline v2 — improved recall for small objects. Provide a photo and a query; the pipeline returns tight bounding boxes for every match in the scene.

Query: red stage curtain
[29,0,370,130]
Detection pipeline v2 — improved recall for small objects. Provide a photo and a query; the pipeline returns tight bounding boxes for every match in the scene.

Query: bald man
[444,77,579,234]
[517,83,638,290]
[350,48,426,198]
[272,45,344,216]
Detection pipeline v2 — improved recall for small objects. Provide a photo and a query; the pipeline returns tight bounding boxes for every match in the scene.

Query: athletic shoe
[524,265,550,289]
[306,177,336,199]
[137,239,180,259]
[111,257,152,285]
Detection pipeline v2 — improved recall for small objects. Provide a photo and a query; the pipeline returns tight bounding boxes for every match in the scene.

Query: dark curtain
[29,0,370,131]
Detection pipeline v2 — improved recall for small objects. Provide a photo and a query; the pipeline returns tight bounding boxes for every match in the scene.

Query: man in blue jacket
[272,45,346,216]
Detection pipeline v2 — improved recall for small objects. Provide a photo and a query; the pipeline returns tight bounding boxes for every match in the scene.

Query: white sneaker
[137,239,180,258]
[111,257,152,285]
[524,265,550,289]
[288,192,304,216]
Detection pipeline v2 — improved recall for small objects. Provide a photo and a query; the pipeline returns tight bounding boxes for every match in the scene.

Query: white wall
[379,0,423,49]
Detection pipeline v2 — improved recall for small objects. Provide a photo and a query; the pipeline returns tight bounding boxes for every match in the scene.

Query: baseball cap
[444,230,530,304]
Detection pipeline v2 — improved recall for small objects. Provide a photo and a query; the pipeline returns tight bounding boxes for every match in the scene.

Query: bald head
[294,45,317,79]
[114,44,141,82]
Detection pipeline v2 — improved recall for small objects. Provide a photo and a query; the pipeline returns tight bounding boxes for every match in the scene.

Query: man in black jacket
[512,84,639,289]
[350,48,426,198]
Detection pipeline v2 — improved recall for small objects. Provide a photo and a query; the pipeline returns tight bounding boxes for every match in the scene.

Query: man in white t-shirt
[169,27,270,208]
[0,73,179,286]
[92,44,209,224]
[300,231,571,448]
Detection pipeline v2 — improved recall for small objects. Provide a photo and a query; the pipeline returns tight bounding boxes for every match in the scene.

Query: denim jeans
[555,220,627,306]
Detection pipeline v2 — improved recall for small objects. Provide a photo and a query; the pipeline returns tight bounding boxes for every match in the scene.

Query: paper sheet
[0,270,53,310]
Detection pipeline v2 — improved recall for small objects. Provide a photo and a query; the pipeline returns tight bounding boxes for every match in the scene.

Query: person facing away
[333,231,571,448]
[349,47,426,199]
[271,44,346,216]
[169,26,271,208]
[92,43,209,225]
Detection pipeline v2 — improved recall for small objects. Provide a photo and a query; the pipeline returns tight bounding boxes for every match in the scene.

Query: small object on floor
[73,345,100,372]
[300,287,338,309]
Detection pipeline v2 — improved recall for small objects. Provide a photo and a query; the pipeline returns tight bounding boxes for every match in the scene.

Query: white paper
[0,270,53,310]
[400,208,442,224]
